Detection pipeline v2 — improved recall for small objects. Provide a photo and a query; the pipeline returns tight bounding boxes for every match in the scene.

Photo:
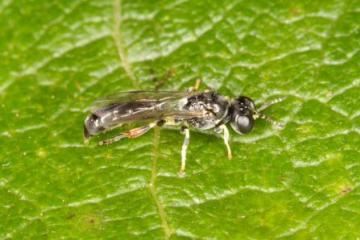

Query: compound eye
[231,115,254,134]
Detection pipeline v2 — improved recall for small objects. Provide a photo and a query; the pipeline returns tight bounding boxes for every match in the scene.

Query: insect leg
[188,79,202,92]
[217,125,232,160]
[99,122,157,145]
[179,126,190,176]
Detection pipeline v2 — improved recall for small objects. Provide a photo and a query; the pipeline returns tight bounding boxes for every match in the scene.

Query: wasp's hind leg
[99,122,158,145]
[215,125,232,160]
[179,126,190,176]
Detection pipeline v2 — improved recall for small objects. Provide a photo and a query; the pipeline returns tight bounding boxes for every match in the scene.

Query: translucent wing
[90,91,195,112]
[85,91,206,137]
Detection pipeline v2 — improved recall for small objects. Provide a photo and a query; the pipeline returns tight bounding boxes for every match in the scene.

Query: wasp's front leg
[188,79,202,92]
[214,125,232,160]
[179,126,190,176]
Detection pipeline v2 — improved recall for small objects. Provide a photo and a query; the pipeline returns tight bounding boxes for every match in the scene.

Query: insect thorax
[182,92,230,130]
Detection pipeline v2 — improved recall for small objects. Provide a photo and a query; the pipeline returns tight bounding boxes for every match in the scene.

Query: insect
[84,83,281,175]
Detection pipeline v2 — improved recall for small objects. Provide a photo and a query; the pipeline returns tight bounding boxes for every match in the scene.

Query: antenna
[254,112,284,129]
[257,97,286,112]
[254,97,286,129]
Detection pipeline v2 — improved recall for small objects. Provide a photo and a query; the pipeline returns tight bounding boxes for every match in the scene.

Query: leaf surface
[1,0,360,239]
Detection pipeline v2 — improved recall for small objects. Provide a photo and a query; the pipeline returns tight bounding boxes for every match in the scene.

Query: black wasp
[84,82,281,175]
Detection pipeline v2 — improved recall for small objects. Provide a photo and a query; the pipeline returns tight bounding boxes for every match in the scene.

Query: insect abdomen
[84,113,105,139]
[84,101,160,139]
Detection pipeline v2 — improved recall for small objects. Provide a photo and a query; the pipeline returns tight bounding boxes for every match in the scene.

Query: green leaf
[1,0,359,239]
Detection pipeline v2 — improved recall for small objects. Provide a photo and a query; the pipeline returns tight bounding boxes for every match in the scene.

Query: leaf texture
[0,0,360,239]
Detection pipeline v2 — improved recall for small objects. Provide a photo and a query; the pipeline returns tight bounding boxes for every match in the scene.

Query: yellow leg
[179,127,190,177]
[188,79,202,92]
[218,125,232,160]
[99,122,156,145]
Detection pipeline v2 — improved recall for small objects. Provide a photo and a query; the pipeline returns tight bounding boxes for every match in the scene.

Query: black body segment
[182,92,230,129]
[84,101,161,137]
[83,88,280,174]
[229,96,256,134]
[84,90,257,138]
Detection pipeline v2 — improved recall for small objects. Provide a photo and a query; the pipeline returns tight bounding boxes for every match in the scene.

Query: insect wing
[87,91,205,131]
[89,91,193,112]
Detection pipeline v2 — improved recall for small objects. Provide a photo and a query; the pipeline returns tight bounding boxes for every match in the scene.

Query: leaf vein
[148,127,173,239]
[113,0,138,88]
